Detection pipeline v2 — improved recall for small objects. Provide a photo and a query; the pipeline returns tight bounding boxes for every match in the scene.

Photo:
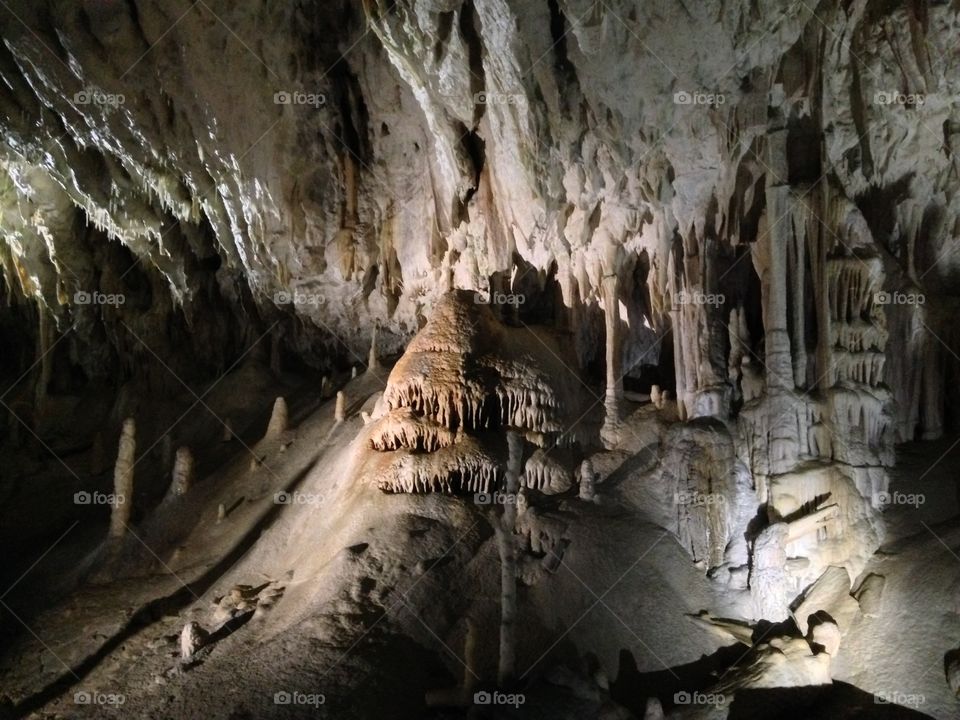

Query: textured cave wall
[2,1,960,469]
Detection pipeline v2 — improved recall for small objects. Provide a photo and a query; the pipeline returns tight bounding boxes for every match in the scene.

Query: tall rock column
[761,122,802,475]
[600,240,624,448]
[109,418,136,539]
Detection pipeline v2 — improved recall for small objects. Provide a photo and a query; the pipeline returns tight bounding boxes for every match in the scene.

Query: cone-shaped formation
[383,290,571,435]
[169,447,194,497]
[368,324,380,371]
[523,448,575,495]
[109,418,135,539]
[364,433,504,494]
[367,291,581,496]
[265,397,288,440]
[335,391,346,422]
[579,458,598,502]
[368,407,458,452]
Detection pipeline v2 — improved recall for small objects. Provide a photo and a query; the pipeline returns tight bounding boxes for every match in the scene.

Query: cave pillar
[600,271,624,448]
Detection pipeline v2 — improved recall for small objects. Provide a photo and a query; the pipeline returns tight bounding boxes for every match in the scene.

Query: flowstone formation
[361,289,583,495]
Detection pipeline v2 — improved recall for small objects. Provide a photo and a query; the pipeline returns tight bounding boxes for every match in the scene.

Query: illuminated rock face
[362,290,583,494]
[2,2,960,719]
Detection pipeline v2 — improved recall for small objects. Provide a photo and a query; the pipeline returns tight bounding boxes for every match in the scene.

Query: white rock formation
[108,418,136,539]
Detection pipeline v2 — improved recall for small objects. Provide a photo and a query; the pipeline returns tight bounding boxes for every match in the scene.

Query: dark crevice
[459,0,485,122]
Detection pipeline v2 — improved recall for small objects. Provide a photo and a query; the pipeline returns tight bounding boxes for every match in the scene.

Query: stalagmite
[497,430,522,686]
[367,323,380,372]
[180,621,209,660]
[108,418,135,539]
[351,366,357,379]
[168,447,194,497]
[650,385,662,409]
[579,458,598,502]
[265,396,288,440]
[321,376,332,398]
[335,391,346,422]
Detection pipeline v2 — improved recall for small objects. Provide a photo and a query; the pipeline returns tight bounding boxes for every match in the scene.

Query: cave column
[600,262,624,448]
[758,122,802,476]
